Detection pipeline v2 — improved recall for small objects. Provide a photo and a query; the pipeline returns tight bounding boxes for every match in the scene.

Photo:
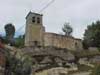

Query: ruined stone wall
[44,32,83,51]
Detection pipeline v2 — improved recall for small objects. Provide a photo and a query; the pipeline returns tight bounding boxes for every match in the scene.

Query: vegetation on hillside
[3,23,25,48]
[90,64,100,75]
[62,22,73,36]
[4,23,15,45]
[83,21,100,49]
[5,47,32,75]
[15,35,25,48]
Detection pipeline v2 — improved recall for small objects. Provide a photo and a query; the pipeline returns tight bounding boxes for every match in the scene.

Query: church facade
[25,12,83,51]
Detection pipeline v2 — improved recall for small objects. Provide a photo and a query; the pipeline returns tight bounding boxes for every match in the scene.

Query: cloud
[0,0,100,38]
[43,0,100,38]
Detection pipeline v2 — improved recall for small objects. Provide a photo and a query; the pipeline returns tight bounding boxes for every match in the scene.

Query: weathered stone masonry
[44,32,83,50]
[25,12,83,51]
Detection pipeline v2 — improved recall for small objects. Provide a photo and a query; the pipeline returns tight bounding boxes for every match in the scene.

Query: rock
[47,67,68,75]
[34,67,68,75]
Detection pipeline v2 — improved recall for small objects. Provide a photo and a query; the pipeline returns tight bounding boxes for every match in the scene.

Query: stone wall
[44,32,83,51]
[25,25,45,46]
[25,12,45,46]
[25,12,83,51]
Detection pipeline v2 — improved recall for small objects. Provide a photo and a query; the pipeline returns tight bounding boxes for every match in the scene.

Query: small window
[34,41,38,46]
[75,42,78,49]
[32,17,35,23]
[75,42,77,46]
[37,17,40,23]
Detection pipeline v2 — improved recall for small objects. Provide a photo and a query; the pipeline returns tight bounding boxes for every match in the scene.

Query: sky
[0,0,100,38]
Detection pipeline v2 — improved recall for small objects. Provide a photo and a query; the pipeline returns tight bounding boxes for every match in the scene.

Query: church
[25,12,83,51]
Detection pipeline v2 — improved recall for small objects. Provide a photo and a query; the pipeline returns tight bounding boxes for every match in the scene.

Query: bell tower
[25,12,45,47]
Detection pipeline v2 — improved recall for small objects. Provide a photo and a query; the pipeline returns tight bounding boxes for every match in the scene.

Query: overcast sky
[0,0,100,38]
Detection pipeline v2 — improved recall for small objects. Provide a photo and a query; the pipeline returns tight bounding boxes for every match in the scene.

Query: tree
[83,20,100,48]
[4,23,15,45]
[15,35,25,48]
[5,47,32,75]
[62,22,73,36]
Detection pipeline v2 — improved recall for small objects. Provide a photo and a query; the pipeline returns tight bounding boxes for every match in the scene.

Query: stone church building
[25,12,83,51]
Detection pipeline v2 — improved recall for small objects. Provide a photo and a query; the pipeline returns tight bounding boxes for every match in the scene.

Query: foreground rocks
[0,45,100,75]
[34,67,68,75]
[34,67,91,75]
[0,48,6,75]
